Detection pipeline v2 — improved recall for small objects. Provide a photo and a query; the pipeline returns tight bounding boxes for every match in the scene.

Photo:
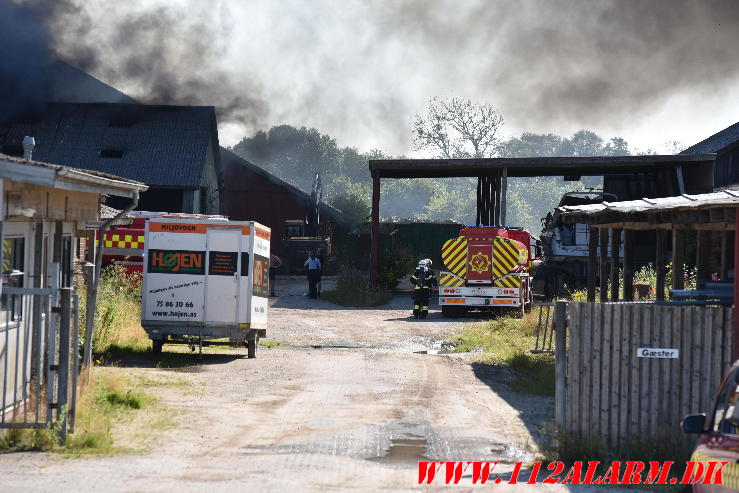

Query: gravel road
[0,277,576,492]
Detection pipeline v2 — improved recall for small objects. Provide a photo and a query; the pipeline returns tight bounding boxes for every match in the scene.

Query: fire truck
[96,211,228,273]
[439,226,535,317]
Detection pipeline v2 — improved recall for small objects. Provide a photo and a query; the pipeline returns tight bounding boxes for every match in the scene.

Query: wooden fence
[555,301,733,449]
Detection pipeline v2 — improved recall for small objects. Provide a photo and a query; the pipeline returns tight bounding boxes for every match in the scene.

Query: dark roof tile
[0,102,217,187]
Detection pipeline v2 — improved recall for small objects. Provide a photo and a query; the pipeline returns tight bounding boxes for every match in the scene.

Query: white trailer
[141,218,270,358]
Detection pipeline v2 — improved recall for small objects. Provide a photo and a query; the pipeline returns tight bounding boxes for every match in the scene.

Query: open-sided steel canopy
[368,154,716,178]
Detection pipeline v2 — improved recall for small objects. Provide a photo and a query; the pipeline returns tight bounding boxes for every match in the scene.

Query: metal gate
[0,286,79,442]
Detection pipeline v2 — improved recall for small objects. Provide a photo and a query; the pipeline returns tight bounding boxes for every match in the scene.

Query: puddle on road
[370,436,429,464]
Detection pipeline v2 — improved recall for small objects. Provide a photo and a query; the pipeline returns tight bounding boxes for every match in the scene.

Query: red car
[683,361,739,491]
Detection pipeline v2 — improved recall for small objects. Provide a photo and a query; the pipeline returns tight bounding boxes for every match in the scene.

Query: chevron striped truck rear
[439,226,534,317]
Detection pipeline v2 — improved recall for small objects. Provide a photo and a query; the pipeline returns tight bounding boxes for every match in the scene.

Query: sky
[34,0,739,155]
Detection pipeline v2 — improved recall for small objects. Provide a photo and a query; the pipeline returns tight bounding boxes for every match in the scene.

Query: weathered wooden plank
[702,308,714,415]
[679,307,692,426]
[608,303,621,447]
[691,307,702,414]
[629,304,641,436]
[648,305,661,436]
[620,303,632,440]
[555,301,568,430]
[668,306,681,433]
[587,302,598,439]
[639,305,651,435]
[581,303,593,438]
[568,303,581,435]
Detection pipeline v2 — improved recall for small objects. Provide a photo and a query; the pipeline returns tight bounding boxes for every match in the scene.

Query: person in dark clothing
[304,250,322,299]
[409,259,437,318]
[269,253,282,297]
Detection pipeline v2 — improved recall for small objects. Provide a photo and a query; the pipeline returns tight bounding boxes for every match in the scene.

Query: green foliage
[78,265,143,355]
[230,118,633,237]
[322,266,392,307]
[378,245,414,290]
[101,389,143,410]
[329,180,371,222]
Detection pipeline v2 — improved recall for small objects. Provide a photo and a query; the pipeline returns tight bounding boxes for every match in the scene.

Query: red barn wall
[220,155,332,254]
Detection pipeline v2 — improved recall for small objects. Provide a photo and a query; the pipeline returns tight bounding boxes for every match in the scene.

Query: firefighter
[410,259,437,319]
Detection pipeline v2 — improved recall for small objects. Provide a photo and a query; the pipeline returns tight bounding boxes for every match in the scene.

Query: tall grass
[454,312,555,395]
[0,368,151,454]
[77,265,149,354]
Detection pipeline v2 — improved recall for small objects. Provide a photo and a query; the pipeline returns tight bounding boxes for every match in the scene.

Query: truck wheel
[247,338,258,359]
[152,339,164,355]
[441,306,453,318]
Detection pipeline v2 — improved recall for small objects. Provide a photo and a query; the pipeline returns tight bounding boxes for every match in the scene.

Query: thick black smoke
[0,0,268,128]
[0,0,54,120]
[3,0,739,150]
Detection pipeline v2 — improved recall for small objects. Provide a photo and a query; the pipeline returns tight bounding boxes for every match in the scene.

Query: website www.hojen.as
[151,311,197,318]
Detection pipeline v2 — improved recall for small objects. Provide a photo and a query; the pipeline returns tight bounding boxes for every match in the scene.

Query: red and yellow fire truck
[96,211,227,274]
[439,226,534,317]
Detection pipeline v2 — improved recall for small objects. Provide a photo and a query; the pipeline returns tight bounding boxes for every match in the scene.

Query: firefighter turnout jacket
[410,267,437,291]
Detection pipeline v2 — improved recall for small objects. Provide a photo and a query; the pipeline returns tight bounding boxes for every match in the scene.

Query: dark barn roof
[681,121,739,154]
[0,102,219,188]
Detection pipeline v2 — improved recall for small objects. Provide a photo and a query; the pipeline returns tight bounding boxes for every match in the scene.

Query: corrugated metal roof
[0,102,217,187]
[559,189,739,216]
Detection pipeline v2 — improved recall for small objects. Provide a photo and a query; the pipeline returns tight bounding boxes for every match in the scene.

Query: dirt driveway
[0,277,562,492]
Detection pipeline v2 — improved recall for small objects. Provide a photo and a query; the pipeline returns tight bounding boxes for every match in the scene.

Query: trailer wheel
[247,338,258,359]
[152,339,164,355]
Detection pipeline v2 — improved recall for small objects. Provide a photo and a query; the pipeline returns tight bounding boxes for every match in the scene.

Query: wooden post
[733,211,739,361]
[370,172,380,287]
[696,230,710,285]
[610,228,620,301]
[721,231,731,280]
[587,227,598,302]
[672,229,684,291]
[623,229,634,301]
[554,300,568,429]
[656,229,666,301]
[599,228,609,302]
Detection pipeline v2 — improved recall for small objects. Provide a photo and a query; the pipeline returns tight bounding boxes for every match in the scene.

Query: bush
[322,266,392,307]
[378,245,414,290]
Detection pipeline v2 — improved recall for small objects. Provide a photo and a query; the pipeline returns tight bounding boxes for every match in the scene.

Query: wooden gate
[555,301,733,448]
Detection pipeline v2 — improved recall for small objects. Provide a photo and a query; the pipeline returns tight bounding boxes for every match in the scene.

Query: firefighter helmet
[418,259,428,267]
